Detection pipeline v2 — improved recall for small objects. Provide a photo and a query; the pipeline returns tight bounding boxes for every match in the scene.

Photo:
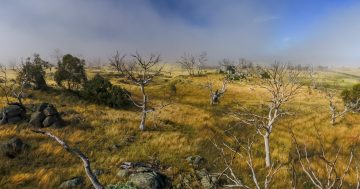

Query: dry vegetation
[0,65,359,188]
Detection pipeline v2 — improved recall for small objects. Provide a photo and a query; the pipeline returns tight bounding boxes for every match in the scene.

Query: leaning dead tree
[234,63,303,167]
[290,129,358,189]
[205,77,229,105]
[32,129,104,189]
[177,52,207,76]
[0,65,27,106]
[326,91,360,125]
[110,51,164,131]
[212,135,282,189]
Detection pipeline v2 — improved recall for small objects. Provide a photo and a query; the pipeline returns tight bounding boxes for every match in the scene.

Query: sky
[0,0,359,66]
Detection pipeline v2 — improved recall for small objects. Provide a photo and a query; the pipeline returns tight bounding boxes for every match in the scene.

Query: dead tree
[177,52,207,76]
[0,66,27,106]
[109,51,126,75]
[290,129,358,189]
[326,91,360,125]
[110,51,164,131]
[32,129,104,189]
[212,135,282,189]
[234,63,303,167]
[196,52,207,75]
[205,77,229,105]
[307,64,317,89]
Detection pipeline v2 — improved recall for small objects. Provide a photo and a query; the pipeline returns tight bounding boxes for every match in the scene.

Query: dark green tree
[17,54,49,90]
[54,54,87,91]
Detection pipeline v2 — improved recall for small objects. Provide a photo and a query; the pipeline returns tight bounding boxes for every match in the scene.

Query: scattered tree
[177,52,207,76]
[234,63,303,167]
[54,54,87,91]
[17,54,49,90]
[306,64,318,89]
[205,77,229,105]
[212,135,282,188]
[109,51,126,76]
[110,51,165,131]
[326,90,360,125]
[218,59,236,74]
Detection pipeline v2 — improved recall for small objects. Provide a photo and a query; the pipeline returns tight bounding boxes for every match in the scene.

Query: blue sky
[0,0,360,66]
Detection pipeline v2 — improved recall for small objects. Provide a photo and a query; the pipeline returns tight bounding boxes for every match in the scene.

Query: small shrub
[341,83,360,110]
[17,54,49,90]
[81,74,131,108]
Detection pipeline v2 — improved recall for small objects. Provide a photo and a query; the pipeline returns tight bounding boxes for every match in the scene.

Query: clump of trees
[81,74,131,108]
[177,52,207,76]
[18,54,49,90]
[54,54,87,91]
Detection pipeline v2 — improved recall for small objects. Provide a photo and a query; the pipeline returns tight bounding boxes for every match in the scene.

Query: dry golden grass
[0,68,359,188]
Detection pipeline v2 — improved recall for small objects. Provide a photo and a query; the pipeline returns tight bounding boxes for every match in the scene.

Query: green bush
[54,54,87,91]
[341,83,360,110]
[81,74,131,108]
[17,54,49,90]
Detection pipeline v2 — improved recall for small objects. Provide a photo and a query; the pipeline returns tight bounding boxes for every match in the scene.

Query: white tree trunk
[264,132,271,167]
[139,84,147,131]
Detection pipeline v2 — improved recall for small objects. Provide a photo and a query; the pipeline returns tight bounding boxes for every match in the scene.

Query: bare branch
[32,129,104,189]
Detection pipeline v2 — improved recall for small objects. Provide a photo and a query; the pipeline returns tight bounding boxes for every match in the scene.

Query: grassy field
[0,67,359,188]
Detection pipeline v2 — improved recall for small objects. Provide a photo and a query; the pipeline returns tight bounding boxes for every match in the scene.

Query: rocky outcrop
[0,103,26,125]
[58,177,84,189]
[118,162,171,189]
[29,103,64,128]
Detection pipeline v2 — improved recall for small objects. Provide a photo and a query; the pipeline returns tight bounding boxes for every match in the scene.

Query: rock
[58,177,84,189]
[196,169,216,189]
[200,176,215,189]
[7,116,23,124]
[4,105,25,118]
[37,103,49,112]
[0,138,28,158]
[128,172,166,189]
[0,104,26,125]
[43,115,58,127]
[29,103,65,128]
[50,121,63,128]
[43,105,58,116]
[29,112,46,127]
[117,169,131,177]
[193,156,203,166]
[186,155,204,167]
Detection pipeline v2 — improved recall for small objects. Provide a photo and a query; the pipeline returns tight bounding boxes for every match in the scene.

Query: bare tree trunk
[331,114,336,125]
[140,84,147,131]
[140,110,147,131]
[32,129,104,189]
[264,132,271,167]
[210,94,215,105]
